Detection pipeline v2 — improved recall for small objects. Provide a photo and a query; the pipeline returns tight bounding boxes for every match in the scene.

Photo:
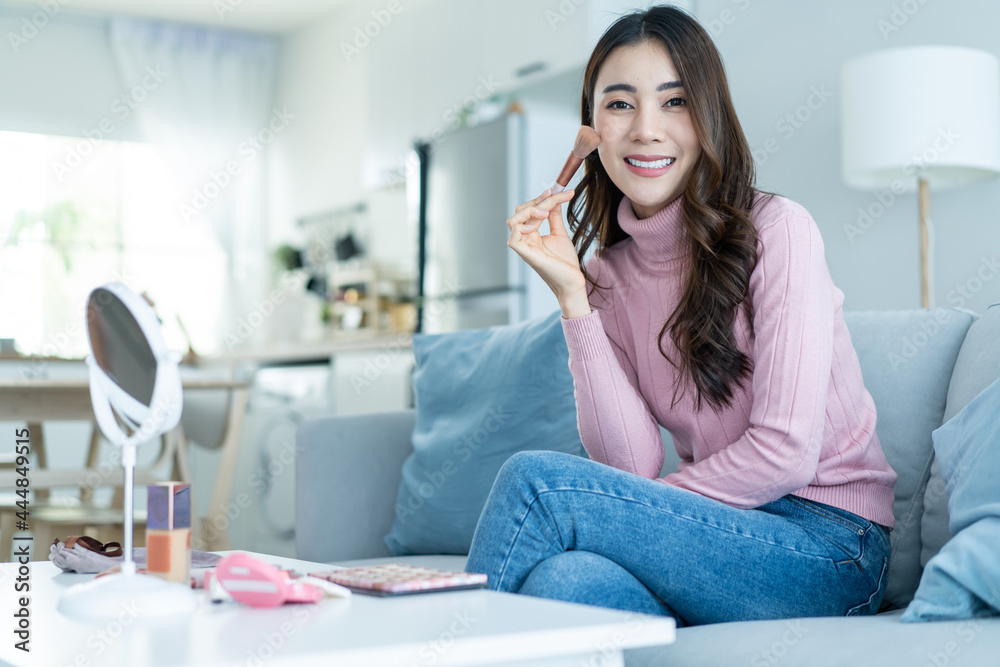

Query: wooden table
[203,331,413,363]
[0,377,251,554]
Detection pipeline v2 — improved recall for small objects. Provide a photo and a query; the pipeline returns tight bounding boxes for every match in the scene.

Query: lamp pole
[917,177,932,308]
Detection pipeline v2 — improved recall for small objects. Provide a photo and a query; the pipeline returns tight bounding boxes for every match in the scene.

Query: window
[0,130,227,362]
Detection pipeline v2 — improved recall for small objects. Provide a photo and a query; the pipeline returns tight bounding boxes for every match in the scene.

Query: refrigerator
[410,109,584,334]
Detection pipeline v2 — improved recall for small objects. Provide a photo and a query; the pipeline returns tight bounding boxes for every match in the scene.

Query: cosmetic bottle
[146,482,191,585]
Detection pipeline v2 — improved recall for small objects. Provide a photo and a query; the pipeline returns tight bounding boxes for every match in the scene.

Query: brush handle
[551,183,565,194]
[554,153,583,192]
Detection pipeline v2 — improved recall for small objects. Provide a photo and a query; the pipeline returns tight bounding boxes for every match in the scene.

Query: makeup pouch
[49,535,222,574]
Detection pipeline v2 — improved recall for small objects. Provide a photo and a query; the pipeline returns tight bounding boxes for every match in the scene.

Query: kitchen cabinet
[481,0,583,90]
[482,0,670,90]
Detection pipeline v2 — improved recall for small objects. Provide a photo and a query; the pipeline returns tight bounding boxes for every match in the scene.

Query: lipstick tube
[146,482,191,585]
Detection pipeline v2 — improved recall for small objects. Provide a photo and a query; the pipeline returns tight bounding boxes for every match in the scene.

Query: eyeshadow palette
[308,563,488,597]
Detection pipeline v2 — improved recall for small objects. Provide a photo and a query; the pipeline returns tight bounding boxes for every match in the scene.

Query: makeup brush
[552,126,602,193]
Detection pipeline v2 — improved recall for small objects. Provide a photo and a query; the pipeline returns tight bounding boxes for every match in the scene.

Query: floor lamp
[841,46,1000,308]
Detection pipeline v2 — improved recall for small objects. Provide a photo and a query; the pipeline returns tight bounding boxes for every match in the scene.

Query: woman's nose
[629,104,664,143]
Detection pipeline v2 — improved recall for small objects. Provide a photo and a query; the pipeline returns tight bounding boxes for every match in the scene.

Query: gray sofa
[296,306,1000,666]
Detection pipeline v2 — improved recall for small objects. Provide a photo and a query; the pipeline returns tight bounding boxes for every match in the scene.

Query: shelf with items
[373,265,418,334]
[327,264,379,339]
[326,262,417,338]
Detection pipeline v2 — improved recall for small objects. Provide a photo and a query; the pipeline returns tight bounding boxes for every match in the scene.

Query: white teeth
[626,157,674,169]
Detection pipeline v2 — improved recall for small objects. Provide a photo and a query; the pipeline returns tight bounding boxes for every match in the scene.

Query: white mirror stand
[57,283,198,622]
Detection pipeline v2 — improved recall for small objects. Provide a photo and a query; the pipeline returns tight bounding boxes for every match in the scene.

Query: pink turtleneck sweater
[561,193,897,529]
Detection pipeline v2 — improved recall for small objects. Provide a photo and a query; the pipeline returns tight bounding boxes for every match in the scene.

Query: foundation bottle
[146,482,191,585]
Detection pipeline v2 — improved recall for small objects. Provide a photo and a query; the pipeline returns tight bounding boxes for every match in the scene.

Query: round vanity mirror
[58,282,195,621]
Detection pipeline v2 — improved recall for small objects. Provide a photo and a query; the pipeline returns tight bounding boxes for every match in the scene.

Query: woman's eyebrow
[601,81,683,94]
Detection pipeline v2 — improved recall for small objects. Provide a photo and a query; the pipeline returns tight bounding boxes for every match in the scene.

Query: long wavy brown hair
[568,4,777,413]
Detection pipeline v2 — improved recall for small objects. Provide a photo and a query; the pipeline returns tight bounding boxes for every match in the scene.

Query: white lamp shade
[841,46,1000,191]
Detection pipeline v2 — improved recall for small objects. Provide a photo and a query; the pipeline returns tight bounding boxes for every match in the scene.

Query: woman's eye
[605,98,686,110]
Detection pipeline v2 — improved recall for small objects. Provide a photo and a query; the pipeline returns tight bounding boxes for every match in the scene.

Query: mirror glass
[87,287,157,407]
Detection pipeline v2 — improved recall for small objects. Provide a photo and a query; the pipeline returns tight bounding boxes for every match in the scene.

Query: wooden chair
[0,424,171,561]
[176,367,251,551]
[0,451,21,561]
[0,371,251,562]
[27,505,148,558]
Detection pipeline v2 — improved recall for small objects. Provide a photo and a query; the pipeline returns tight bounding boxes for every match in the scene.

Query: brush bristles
[572,126,602,158]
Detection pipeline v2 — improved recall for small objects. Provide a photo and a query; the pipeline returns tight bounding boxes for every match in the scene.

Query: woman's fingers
[539,189,574,212]
[547,195,570,238]
[507,189,583,299]
[513,188,573,216]
[508,223,534,250]
[514,188,552,214]
[507,190,574,232]
[506,206,549,233]
[508,206,551,242]
[526,190,574,235]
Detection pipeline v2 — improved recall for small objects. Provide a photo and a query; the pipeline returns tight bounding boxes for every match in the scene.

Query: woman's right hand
[506,188,586,300]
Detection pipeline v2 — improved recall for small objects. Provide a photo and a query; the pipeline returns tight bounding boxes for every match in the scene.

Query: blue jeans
[464,450,891,627]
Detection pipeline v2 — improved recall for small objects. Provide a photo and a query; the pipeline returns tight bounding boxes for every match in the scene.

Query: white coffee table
[0,551,675,666]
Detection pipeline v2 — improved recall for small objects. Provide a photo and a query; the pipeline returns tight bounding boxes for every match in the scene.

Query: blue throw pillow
[902,375,1000,621]
[383,310,588,556]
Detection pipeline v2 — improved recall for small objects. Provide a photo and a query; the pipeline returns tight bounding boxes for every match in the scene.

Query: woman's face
[592,39,701,219]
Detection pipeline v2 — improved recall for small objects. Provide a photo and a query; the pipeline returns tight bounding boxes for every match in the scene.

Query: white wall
[266,1,372,247]
[697,0,1000,313]
[266,0,423,271]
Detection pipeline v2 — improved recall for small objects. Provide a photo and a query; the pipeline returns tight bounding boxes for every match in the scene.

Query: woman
[463,5,898,627]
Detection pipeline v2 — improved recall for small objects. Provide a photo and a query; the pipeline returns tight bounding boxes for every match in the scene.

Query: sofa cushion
[295,410,418,563]
[383,310,587,556]
[903,374,1000,621]
[624,608,1000,667]
[922,302,999,568]
[843,308,974,610]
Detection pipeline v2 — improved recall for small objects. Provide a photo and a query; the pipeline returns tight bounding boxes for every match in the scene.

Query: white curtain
[109,17,278,346]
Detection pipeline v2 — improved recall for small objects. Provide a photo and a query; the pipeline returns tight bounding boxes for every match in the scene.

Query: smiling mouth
[625,157,675,169]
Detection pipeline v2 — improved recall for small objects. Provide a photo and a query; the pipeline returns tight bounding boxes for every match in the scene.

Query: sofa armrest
[295,409,416,563]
